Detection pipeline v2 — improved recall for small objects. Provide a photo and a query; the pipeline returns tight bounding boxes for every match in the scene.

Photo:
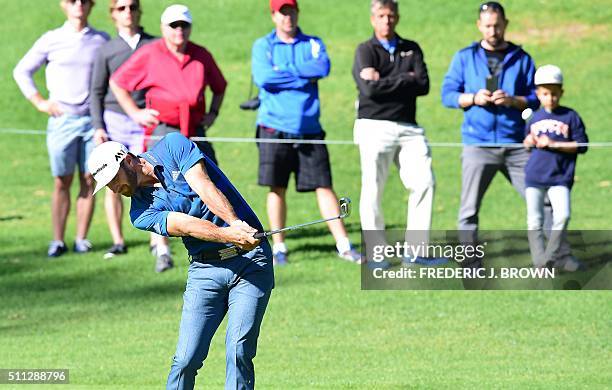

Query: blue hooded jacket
[441,42,539,144]
[252,28,330,135]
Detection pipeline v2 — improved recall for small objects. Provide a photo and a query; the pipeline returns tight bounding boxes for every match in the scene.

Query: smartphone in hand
[486,74,499,92]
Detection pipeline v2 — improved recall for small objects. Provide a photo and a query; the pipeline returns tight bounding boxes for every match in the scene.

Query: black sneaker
[104,243,127,259]
[48,241,67,258]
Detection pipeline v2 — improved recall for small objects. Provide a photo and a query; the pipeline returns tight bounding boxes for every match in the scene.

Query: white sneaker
[554,255,586,272]
[48,241,67,257]
[74,239,92,254]
[273,251,288,266]
[338,248,363,264]
[155,254,174,273]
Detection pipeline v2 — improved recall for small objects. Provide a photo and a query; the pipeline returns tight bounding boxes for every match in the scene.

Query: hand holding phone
[473,89,492,106]
[486,74,498,93]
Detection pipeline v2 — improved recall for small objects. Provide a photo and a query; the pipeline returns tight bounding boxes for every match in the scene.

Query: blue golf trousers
[166,245,274,390]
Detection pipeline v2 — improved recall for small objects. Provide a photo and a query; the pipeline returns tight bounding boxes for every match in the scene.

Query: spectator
[13,0,109,257]
[90,0,173,271]
[441,1,543,267]
[252,0,361,265]
[523,65,588,271]
[110,4,225,163]
[353,0,446,268]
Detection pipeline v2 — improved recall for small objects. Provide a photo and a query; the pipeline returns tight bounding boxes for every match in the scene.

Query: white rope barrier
[1,127,610,148]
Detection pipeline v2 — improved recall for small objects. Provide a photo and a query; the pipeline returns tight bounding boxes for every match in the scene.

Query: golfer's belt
[189,246,247,263]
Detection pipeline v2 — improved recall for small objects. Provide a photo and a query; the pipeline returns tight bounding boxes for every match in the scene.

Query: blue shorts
[46,114,94,177]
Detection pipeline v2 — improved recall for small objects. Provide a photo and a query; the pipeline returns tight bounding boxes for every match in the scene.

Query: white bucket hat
[88,141,129,195]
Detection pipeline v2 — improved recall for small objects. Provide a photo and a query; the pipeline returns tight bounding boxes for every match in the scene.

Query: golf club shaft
[253,215,343,239]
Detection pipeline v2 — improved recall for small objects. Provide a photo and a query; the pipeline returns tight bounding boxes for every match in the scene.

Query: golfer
[88,132,274,389]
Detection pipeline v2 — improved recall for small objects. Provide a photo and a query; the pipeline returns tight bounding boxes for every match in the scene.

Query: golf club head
[339,197,351,218]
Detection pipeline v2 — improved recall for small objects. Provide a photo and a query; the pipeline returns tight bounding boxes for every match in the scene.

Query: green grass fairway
[1,1,610,388]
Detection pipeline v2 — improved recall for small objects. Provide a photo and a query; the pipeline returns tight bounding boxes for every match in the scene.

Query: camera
[239,97,260,111]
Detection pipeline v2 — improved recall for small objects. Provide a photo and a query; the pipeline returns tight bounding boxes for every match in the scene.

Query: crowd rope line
[1,127,610,148]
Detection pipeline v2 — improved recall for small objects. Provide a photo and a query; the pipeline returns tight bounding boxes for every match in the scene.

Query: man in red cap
[110,4,226,162]
[251,0,363,266]
[270,0,297,11]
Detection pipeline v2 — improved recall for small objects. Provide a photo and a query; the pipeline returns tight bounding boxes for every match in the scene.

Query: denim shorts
[46,114,94,177]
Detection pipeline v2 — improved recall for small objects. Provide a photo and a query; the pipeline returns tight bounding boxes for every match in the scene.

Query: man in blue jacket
[251,0,361,265]
[441,2,541,265]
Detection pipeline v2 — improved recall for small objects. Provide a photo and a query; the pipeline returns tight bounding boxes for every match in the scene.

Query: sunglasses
[66,0,92,4]
[168,21,191,29]
[114,4,139,12]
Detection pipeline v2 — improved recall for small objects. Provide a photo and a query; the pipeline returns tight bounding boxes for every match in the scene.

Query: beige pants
[354,119,435,244]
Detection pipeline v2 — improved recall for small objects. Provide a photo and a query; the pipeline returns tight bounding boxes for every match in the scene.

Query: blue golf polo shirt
[129,133,266,256]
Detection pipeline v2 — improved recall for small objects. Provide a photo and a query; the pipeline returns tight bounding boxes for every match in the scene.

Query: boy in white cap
[523,65,589,271]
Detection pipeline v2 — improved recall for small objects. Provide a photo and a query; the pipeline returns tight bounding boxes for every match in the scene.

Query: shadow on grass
[277,221,367,240]
[275,236,360,257]
[0,215,24,222]
[0,243,273,335]
[276,222,406,241]
[289,242,336,257]
[0,264,186,335]
[0,238,156,277]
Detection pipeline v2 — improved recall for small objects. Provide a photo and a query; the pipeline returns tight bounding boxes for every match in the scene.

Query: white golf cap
[535,64,563,86]
[161,4,193,25]
[88,141,129,195]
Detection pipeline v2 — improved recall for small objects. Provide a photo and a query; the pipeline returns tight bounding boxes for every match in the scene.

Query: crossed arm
[251,38,330,90]
[353,44,430,98]
[165,161,260,250]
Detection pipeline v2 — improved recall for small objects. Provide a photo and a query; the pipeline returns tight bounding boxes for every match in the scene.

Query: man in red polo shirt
[110,4,226,163]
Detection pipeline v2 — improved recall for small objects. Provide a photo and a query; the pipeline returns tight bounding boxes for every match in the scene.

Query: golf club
[253,197,351,239]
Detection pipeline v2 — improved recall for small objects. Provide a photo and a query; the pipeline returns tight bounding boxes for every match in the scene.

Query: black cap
[479,2,506,19]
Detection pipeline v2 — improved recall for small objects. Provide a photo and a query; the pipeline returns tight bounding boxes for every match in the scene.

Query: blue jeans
[166,245,274,390]
[526,186,571,266]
